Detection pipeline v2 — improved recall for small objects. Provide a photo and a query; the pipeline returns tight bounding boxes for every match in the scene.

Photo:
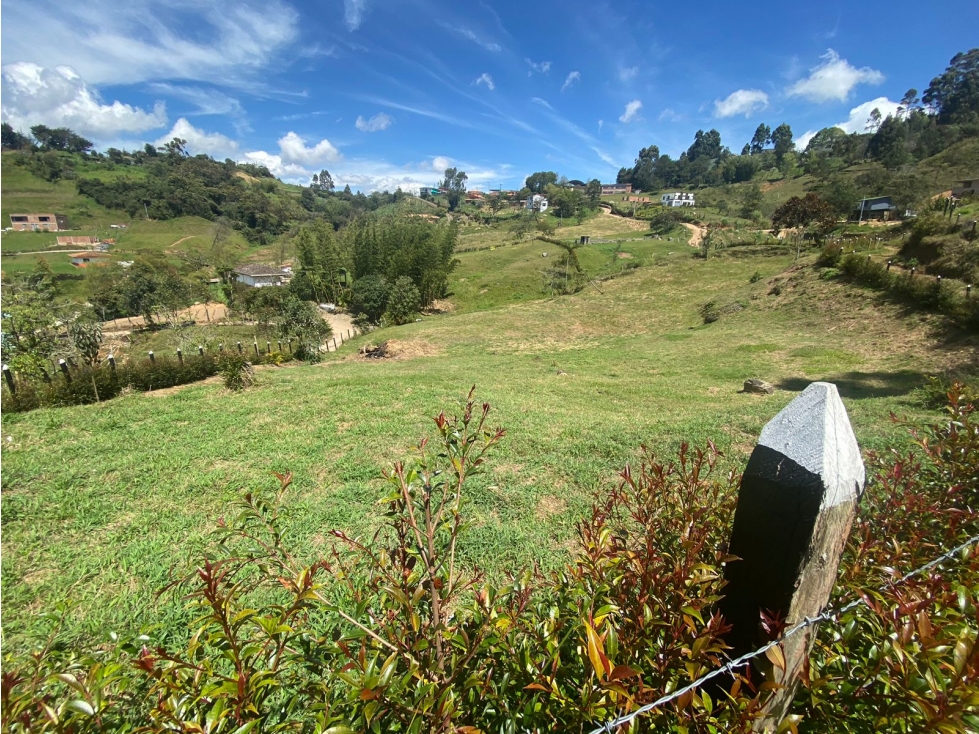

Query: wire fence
[587,533,979,734]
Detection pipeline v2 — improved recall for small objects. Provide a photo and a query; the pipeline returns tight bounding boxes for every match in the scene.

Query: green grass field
[4,235,976,651]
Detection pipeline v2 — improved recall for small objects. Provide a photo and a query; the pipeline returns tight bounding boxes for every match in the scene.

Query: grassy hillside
[4,238,976,650]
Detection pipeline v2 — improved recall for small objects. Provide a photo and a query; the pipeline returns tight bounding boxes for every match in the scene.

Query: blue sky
[2,0,977,192]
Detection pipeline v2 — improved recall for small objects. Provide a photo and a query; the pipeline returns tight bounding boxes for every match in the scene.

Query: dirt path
[102,303,230,334]
[170,235,197,247]
[681,222,705,248]
[319,311,358,351]
[596,205,649,231]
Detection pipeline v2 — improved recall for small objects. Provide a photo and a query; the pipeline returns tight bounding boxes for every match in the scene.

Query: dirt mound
[359,339,440,360]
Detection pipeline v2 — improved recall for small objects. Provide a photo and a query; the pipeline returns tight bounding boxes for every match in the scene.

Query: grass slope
[4,243,976,650]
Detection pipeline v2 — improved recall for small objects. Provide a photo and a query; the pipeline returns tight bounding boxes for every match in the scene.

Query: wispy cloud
[0,0,300,89]
[619,99,642,123]
[474,72,495,91]
[272,110,331,122]
[786,49,884,103]
[441,23,502,52]
[355,95,475,130]
[526,59,551,74]
[343,0,369,31]
[713,89,769,118]
[618,66,639,82]
[658,107,682,122]
[561,71,581,92]
[355,112,393,132]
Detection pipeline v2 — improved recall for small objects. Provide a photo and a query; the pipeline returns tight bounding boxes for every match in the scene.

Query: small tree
[385,276,422,325]
[350,274,390,324]
[278,296,331,361]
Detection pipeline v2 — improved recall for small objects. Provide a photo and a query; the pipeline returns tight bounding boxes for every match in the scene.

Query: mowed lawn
[2,244,976,651]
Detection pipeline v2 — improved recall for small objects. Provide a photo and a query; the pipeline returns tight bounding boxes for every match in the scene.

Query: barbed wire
[588,532,979,734]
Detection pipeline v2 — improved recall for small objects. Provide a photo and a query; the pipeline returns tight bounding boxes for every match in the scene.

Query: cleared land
[3,236,976,650]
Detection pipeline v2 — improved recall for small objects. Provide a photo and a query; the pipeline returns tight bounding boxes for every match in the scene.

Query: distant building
[57,236,101,247]
[70,252,110,267]
[601,183,632,195]
[952,177,978,198]
[234,263,290,287]
[853,196,897,221]
[526,194,549,213]
[9,213,69,232]
[661,192,696,207]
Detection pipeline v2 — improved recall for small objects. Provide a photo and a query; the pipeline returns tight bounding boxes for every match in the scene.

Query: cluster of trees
[1,122,93,153]
[616,49,977,198]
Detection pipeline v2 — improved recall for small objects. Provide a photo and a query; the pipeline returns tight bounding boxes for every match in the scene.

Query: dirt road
[681,223,705,248]
[102,303,229,334]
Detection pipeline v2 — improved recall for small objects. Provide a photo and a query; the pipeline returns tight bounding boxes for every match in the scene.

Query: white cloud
[786,49,884,103]
[154,118,238,158]
[592,147,617,166]
[714,88,769,118]
[343,0,369,31]
[355,112,393,132]
[527,59,551,74]
[598,119,604,131]
[431,156,452,172]
[277,131,341,165]
[475,73,495,91]
[834,96,901,134]
[619,99,643,123]
[0,0,298,88]
[442,23,501,52]
[618,66,639,82]
[658,108,682,122]
[1,63,167,139]
[795,129,818,151]
[147,83,244,118]
[561,71,581,92]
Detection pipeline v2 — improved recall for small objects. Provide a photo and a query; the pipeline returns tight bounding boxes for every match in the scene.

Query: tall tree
[687,129,722,162]
[439,167,468,210]
[631,146,661,191]
[749,124,771,155]
[866,115,909,169]
[923,48,979,123]
[770,123,794,163]
[1,122,31,150]
[525,171,558,193]
[584,179,602,203]
[865,108,883,133]
[898,88,920,118]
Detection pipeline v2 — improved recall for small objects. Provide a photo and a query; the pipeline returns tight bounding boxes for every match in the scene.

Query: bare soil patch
[616,251,634,259]
[359,339,441,361]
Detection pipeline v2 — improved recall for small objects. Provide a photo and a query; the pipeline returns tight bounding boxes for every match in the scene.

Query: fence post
[968,284,972,299]
[718,382,865,732]
[148,351,155,364]
[59,359,72,383]
[107,354,116,372]
[253,341,260,358]
[2,364,15,393]
[288,339,293,354]
[177,348,183,366]
[277,340,282,353]
[266,341,271,355]
[237,341,243,354]
[198,345,205,357]
[333,337,338,350]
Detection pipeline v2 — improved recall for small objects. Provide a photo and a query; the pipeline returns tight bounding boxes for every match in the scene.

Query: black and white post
[718,382,865,731]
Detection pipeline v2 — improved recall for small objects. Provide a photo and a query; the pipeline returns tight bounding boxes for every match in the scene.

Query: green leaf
[65,699,95,716]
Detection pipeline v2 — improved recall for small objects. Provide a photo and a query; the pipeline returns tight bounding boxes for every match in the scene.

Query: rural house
[525,194,549,213]
[234,263,290,287]
[661,192,696,207]
[853,196,897,221]
[9,213,70,231]
[70,251,110,267]
[601,183,632,195]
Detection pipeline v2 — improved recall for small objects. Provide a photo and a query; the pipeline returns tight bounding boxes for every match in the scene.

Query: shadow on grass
[776,370,928,399]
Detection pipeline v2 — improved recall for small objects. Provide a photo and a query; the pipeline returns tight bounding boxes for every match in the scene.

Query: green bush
[700,300,721,323]
[385,276,422,325]
[218,353,253,391]
[0,354,220,413]
[816,242,843,268]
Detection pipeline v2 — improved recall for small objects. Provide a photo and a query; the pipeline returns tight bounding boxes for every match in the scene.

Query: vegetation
[1,385,975,732]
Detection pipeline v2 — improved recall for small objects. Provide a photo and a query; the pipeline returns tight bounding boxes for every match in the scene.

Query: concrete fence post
[148,351,155,364]
[2,364,15,393]
[107,354,116,372]
[59,359,72,383]
[253,341,260,358]
[237,341,243,355]
[266,341,271,355]
[177,348,183,366]
[718,382,865,732]
[198,345,205,357]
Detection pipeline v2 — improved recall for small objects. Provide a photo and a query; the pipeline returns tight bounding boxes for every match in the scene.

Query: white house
[526,194,549,212]
[661,192,695,207]
[234,263,289,287]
